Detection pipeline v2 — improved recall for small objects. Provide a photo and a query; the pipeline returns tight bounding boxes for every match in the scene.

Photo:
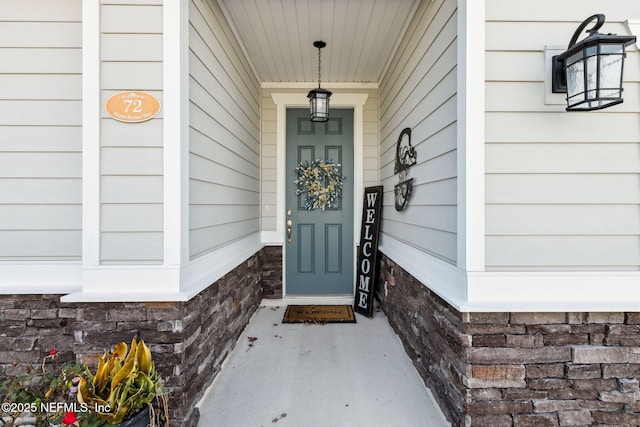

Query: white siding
[379,0,458,264]
[485,1,640,271]
[0,1,82,260]
[188,0,261,259]
[99,1,164,264]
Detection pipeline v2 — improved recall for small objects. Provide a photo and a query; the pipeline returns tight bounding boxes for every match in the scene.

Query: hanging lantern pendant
[308,41,332,122]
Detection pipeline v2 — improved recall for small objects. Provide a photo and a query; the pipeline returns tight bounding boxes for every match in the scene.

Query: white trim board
[62,233,263,302]
[262,82,378,90]
[0,262,82,294]
[379,234,468,309]
[381,236,640,313]
[464,271,640,312]
[181,233,263,294]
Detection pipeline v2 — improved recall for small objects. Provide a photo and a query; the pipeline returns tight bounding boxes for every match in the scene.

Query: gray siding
[0,1,82,260]
[485,1,640,270]
[99,1,164,264]
[188,0,261,259]
[379,0,458,264]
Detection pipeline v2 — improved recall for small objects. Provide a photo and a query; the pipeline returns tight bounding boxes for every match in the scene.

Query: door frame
[269,92,370,298]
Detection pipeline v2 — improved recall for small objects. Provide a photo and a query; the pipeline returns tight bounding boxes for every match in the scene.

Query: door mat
[282,305,356,324]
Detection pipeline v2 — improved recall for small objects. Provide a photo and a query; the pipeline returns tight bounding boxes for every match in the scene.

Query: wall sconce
[552,14,636,111]
[307,41,332,122]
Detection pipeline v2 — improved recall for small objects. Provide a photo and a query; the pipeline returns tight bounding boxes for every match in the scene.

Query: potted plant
[76,337,166,426]
[0,338,168,427]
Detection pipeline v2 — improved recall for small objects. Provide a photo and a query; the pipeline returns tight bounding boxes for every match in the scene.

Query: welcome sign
[354,186,383,318]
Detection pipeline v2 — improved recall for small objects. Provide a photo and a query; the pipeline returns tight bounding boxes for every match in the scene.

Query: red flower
[61,411,77,425]
[49,349,57,356]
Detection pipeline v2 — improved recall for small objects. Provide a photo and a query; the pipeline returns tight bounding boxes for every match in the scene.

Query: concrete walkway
[196,299,449,427]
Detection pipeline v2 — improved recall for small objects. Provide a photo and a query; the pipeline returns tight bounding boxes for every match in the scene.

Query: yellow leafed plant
[77,337,160,424]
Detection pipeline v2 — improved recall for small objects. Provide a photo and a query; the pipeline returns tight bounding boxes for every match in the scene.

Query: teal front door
[285,108,354,295]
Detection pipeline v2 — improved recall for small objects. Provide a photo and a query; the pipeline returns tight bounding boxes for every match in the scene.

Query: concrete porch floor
[196,299,449,427]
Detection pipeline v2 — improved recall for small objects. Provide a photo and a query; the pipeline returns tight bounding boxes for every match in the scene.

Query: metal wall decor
[393,127,417,211]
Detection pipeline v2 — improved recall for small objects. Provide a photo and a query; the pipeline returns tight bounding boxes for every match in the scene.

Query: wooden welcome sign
[354,186,383,318]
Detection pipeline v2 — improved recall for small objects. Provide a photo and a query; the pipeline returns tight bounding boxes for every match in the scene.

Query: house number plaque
[105,91,161,123]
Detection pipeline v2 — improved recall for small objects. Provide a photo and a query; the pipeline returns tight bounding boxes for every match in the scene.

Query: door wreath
[295,159,345,210]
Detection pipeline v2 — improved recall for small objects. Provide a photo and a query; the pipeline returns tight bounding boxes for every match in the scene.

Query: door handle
[287,219,292,243]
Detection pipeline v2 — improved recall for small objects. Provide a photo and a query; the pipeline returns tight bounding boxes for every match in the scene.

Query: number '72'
[123,99,143,113]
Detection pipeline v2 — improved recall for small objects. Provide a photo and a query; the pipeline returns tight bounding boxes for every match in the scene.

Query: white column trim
[82,0,101,268]
[71,0,191,298]
[163,0,190,270]
[267,92,369,296]
[456,0,485,272]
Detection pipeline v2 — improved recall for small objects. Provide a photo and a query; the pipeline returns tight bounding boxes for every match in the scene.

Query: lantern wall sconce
[552,14,636,111]
[307,41,332,122]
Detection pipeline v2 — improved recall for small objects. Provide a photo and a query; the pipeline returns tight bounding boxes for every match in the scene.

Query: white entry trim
[268,92,369,297]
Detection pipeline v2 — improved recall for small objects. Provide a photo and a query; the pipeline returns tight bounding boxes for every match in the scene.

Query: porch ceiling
[217,0,420,84]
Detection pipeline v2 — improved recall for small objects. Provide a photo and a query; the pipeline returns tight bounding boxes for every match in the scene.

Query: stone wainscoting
[0,246,283,427]
[377,253,640,427]
[261,245,283,298]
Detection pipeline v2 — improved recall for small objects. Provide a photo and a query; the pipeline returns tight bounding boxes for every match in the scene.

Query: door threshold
[261,295,354,307]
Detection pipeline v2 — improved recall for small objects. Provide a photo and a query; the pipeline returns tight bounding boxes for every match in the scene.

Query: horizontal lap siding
[189,0,261,259]
[99,1,164,264]
[260,93,277,232]
[0,1,82,260]
[485,1,640,270]
[379,0,458,264]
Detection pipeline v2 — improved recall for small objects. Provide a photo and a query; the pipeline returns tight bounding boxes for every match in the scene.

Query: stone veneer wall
[261,246,283,298]
[377,253,640,427]
[0,247,280,427]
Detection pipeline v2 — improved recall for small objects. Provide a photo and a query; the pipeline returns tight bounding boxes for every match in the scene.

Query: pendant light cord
[317,46,322,88]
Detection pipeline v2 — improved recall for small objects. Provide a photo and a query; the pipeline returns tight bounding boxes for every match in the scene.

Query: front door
[285,108,354,295]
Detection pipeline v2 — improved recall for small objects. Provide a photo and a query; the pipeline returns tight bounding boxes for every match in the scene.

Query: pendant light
[307,41,332,122]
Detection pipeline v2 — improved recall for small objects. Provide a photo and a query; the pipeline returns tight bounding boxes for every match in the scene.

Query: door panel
[285,108,354,295]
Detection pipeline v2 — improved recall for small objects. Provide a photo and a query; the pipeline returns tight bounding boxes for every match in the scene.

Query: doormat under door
[282,305,356,324]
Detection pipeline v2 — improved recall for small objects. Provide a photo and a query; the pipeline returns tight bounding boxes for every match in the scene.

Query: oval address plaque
[105,91,161,123]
